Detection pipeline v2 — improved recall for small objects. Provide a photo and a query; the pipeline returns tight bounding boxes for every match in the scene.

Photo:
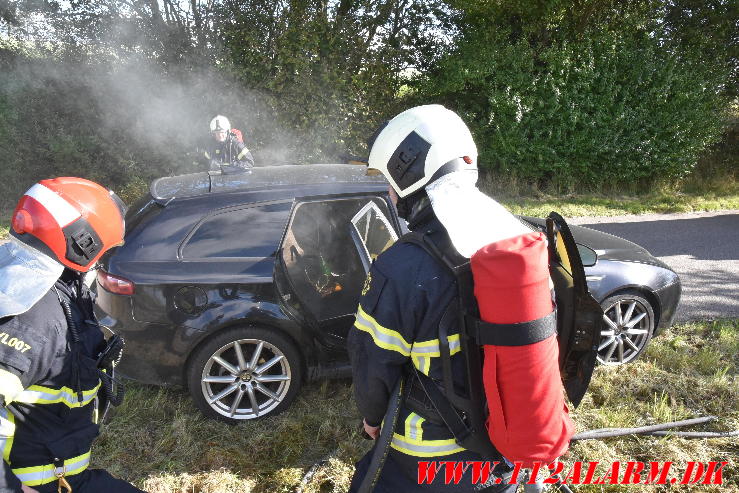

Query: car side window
[350,201,398,264]
[183,202,292,259]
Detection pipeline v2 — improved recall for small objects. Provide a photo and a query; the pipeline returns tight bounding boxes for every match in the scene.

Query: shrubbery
[410,2,733,191]
[0,1,735,205]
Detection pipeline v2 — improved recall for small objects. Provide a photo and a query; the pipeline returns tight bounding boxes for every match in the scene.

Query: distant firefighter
[201,115,254,173]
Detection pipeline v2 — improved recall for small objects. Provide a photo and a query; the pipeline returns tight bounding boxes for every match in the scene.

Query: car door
[276,194,400,343]
[546,212,603,406]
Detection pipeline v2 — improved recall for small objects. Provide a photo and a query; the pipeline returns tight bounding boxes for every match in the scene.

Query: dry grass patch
[94,320,738,492]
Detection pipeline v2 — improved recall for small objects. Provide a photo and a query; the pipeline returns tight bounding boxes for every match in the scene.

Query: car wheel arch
[597,288,660,365]
[600,285,662,332]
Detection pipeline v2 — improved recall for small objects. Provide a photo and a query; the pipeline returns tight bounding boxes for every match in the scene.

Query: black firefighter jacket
[348,216,490,477]
[202,134,254,172]
[0,274,104,492]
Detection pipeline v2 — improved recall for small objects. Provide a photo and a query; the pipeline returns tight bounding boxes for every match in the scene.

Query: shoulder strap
[397,230,499,459]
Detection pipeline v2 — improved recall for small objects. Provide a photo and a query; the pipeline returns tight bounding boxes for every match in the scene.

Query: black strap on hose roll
[357,376,405,493]
[470,311,557,347]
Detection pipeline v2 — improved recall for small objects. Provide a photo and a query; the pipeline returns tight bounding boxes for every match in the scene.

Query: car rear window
[182,201,292,259]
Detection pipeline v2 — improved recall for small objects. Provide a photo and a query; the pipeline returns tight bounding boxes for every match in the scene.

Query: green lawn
[499,192,739,218]
[93,319,739,492]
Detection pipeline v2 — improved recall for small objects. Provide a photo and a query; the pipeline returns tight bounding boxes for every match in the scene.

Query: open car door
[276,195,399,343]
[547,212,602,406]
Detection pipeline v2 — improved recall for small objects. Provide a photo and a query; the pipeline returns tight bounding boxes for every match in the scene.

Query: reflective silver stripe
[391,433,464,457]
[415,356,429,375]
[410,334,461,356]
[14,383,99,408]
[12,451,90,486]
[237,147,250,159]
[406,413,424,441]
[354,305,411,356]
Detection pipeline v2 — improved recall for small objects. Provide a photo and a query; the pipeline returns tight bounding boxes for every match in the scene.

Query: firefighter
[348,105,531,492]
[202,115,254,172]
[0,178,145,492]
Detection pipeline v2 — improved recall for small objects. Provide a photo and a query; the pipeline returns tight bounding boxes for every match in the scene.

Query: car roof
[151,164,387,201]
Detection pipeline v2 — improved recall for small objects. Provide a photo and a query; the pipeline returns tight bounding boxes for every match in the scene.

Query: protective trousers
[31,469,144,493]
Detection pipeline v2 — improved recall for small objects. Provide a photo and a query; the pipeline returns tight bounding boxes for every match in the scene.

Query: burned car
[95,164,680,422]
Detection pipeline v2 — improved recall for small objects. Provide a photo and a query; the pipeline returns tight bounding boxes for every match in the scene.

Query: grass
[499,192,739,218]
[93,319,739,492]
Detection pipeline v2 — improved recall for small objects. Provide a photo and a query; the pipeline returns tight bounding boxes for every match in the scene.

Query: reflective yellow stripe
[0,369,24,403]
[354,305,411,356]
[237,147,250,160]
[14,382,100,408]
[405,412,425,441]
[391,432,464,457]
[410,334,461,375]
[12,450,90,486]
[0,407,15,463]
[204,151,211,159]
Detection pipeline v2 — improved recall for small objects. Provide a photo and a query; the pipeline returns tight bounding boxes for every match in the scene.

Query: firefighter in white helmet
[201,115,254,172]
[348,105,528,492]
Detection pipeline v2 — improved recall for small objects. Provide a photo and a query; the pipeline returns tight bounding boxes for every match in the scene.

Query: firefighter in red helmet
[0,178,145,492]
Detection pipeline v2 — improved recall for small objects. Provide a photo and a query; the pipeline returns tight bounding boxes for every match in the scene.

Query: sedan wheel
[597,292,655,365]
[187,327,302,422]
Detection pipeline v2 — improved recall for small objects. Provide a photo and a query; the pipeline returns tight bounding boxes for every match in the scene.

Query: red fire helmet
[11,177,126,272]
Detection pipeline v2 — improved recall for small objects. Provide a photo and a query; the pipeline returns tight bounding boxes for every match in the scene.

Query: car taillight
[97,269,135,295]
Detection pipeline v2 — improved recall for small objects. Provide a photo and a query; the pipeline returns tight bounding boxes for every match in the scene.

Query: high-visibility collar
[12,450,91,486]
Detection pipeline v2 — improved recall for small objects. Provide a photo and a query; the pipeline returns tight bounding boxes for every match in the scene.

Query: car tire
[187,326,303,423]
[597,291,655,365]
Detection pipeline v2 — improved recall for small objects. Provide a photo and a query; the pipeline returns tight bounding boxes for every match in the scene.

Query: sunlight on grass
[500,193,739,217]
[91,320,739,492]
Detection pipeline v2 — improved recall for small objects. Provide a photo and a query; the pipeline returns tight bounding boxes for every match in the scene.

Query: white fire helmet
[367,104,477,198]
[210,115,231,133]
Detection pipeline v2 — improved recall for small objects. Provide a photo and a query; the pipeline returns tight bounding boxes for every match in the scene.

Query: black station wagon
[95,164,680,422]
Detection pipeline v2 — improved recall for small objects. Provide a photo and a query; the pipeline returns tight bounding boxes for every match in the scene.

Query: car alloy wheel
[188,327,302,422]
[597,292,655,365]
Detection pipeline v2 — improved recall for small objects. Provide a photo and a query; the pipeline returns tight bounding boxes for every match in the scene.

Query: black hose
[58,298,84,403]
[357,377,404,493]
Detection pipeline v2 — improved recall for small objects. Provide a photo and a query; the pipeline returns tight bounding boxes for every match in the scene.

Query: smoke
[1,36,354,209]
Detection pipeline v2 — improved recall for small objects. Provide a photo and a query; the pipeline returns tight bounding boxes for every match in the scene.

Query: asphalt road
[569,210,739,322]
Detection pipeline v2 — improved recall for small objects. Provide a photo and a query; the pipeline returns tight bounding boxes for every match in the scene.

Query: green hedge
[414,28,728,190]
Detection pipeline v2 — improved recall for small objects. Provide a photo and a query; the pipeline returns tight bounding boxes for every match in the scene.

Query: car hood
[522,217,672,270]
